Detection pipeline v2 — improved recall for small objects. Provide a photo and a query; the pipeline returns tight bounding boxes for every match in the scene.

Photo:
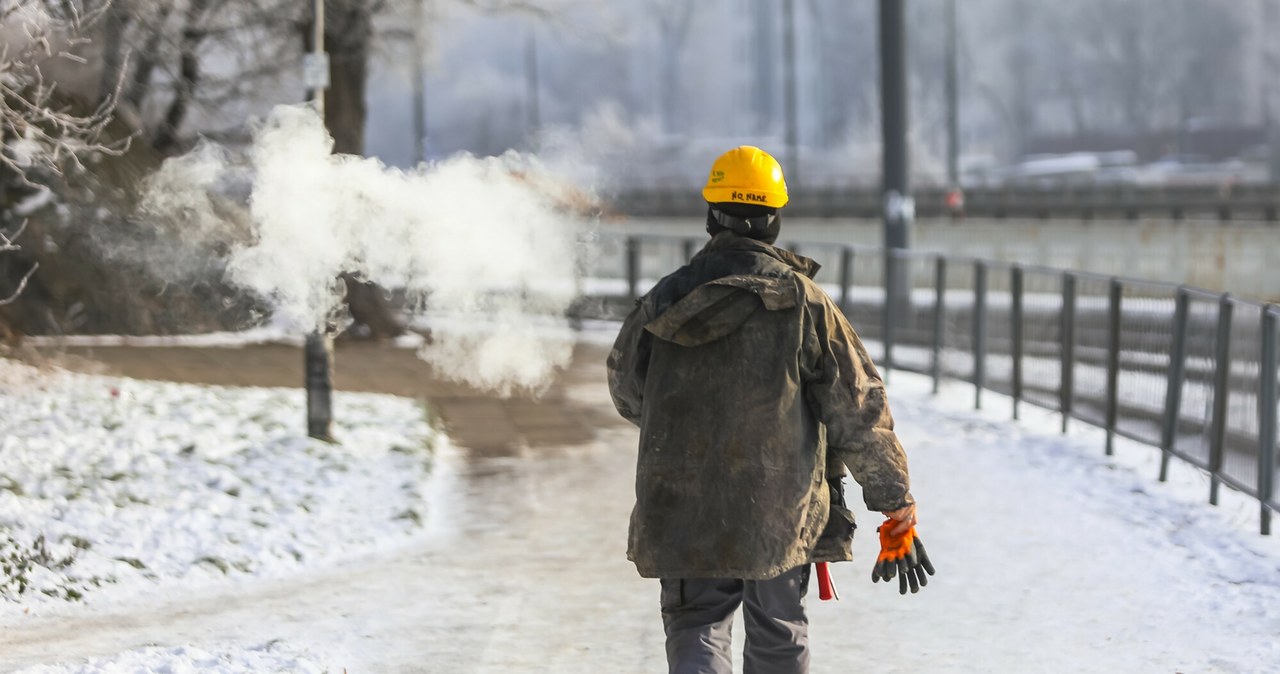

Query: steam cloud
[142,104,589,395]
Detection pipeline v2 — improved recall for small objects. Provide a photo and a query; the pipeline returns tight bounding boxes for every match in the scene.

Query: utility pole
[525,27,541,144]
[304,0,334,442]
[945,0,959,188]
[782,0,799,186]
[412,0,428,164]
[880,0,911,252]
[880,0,912,369]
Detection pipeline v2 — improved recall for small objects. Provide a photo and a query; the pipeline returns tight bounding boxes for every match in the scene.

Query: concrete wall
[606,217,1280,302]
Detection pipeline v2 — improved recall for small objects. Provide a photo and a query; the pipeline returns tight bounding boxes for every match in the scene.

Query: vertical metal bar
[879,0,913,260]
[682,238,696,263]
[782,0,799,184]
[1104,278,1122,455]
[1060,273,1077,433]
[944,0,959,188]
[305,332,334,442]
[626,236,640,304]
[883,250,897,372]
[932,256,946,394]
[973,260,988,409]
[839,247,854,313]
[1209,295,1234,506]
[1258,306,1276,535]
[1159,288,1190,482]
[411,0,427,164]
[1011,266,1025,420]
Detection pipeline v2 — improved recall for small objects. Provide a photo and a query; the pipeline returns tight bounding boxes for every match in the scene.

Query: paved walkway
[4,340,669,672]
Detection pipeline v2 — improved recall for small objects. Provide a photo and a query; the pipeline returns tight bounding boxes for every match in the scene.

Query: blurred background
[1,0,1278,340]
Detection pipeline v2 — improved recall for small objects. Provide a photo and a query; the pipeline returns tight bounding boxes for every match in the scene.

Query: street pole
[879,0,912,369]
[525,27,541,144]
[782,0,799,186]
[945,0,959,188]
[305,0,334,442]
[412,0,428,164]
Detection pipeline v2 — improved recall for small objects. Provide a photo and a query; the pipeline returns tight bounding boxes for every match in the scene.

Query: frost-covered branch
[0,218,38,306]
[0,0,127,186]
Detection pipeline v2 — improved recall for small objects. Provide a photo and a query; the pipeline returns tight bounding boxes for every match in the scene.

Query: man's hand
[881,504,917,536]
[872,514,935,595]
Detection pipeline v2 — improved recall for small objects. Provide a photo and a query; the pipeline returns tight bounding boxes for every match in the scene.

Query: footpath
[4,339,1279,673]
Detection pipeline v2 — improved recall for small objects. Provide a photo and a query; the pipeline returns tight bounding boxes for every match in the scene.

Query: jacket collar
[700,231,821,279]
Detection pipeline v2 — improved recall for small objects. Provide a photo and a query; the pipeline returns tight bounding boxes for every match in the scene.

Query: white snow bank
[14,643,327,674]
[0,358,436,613]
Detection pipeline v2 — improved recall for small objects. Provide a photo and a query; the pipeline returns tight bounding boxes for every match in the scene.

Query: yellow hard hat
[702,145,789,209]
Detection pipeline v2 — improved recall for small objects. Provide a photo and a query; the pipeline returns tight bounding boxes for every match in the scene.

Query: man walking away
[608,146,934,674]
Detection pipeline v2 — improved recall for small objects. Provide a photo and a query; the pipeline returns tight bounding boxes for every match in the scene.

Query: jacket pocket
[659,578,683,610]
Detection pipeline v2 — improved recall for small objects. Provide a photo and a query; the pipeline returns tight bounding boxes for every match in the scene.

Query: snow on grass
[14,643,328,674]
[0,358,436,612]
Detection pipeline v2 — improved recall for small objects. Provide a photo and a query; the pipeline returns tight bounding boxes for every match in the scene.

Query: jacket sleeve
[607,300,654,427]
[800,281,914,512]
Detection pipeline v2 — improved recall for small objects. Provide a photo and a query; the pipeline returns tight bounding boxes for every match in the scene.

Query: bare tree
[0,0,126,185]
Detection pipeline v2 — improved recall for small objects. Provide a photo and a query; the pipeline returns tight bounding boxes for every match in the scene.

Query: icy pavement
[2,345,1279,673]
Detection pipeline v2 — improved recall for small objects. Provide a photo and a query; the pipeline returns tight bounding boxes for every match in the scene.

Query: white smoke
[145,104,589,396]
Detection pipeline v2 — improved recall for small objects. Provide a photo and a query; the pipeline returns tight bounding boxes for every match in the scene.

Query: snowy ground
[2,340,1279,673]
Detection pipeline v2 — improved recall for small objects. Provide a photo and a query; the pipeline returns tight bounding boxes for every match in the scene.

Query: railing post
[1011,265,1024,421]
[626,236,640,304]
[1104,278,1123,455]
[1159,288,1191,482]
[1209,294,1234,506]
[682,238,696,263]
[931,256,946,394]
[884,250,898,373]
[305,332,334,442]
[973,260,988,410]
[839,247,854,313]
[1060,273,1077,433]
[1258,305,1276,535]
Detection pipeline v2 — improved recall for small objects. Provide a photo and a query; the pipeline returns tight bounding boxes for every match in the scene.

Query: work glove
[872,517,936,595]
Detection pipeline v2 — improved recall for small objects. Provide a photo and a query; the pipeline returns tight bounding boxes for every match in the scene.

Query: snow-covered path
[3,344,1279,673]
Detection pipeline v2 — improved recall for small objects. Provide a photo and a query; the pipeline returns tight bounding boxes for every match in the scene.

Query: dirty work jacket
[607,231,914,580]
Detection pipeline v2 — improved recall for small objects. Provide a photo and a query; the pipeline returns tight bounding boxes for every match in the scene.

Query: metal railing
[588,234,1279,534]
[607,184,1280,221]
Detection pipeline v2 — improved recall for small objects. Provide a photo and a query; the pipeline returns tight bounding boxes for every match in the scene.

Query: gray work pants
[659,565,810,674]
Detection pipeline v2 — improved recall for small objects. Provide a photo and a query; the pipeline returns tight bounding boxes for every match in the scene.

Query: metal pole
[883,250,897,373]
[1060,273,1077,433]
[839,247,854,313]
[880,0,912,297]
[305,0,332,442]
[525,28,540,142]
[1104,278,1122,455]
[1209,295,1234,506]
[783,0,799,185]
[944,0,959,188]
[1159,288,1190,482]
[411,0,428,164]
[310,0,325,119]
[1257,306,1276,534]
[931,256,946,394]
[626,236,640,304]
[1011,265,1024,420]
[973,260,988,409]
[682,238,696,263]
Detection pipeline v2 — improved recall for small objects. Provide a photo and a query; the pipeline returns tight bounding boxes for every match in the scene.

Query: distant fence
[585,234,1279,535]
[609,185,1280,221]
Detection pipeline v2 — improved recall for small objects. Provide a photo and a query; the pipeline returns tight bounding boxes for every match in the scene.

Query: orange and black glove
[872,518,936,595]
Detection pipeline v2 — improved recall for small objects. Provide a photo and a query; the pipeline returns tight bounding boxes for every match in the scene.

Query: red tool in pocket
[816,561,838,601]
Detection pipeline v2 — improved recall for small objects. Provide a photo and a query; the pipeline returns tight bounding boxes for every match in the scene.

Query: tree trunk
[125,5,174,110]
[153,0,212,153]
[97,1,130,105]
